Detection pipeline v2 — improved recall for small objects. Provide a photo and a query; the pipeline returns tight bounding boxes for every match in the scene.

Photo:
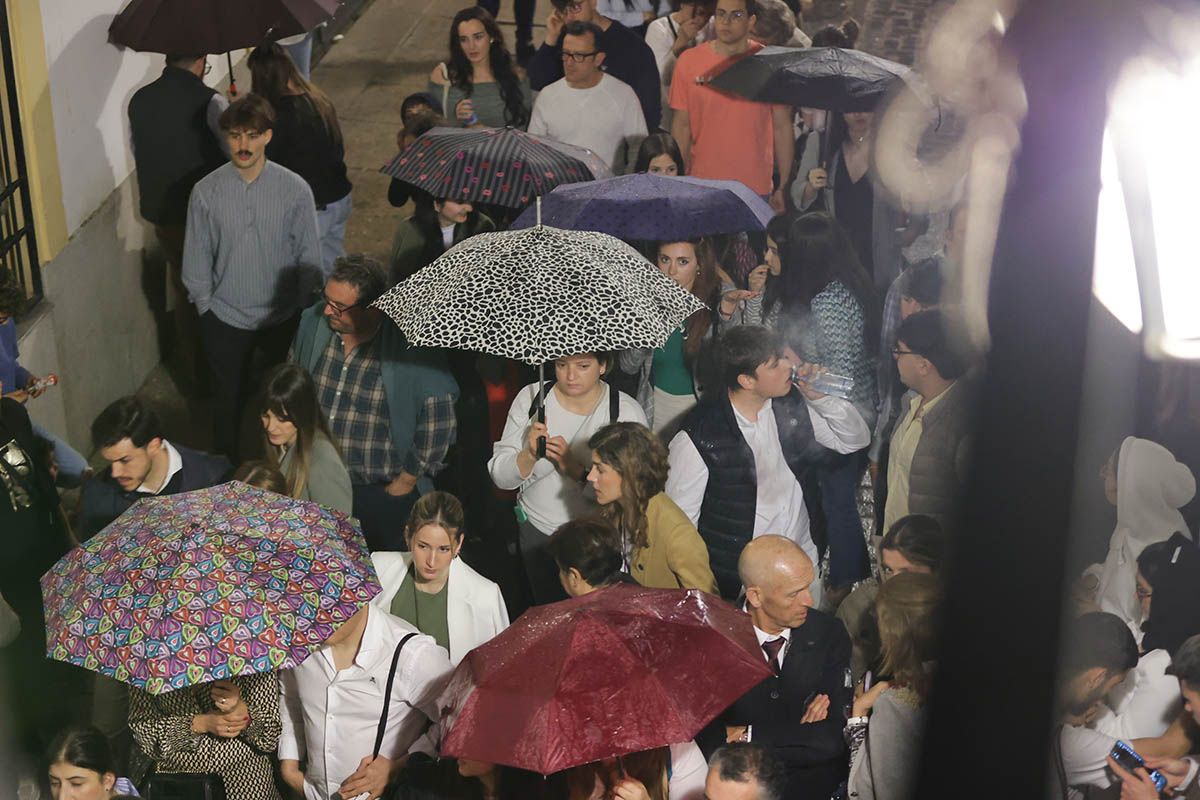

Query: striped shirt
[312,332,456,484]
[182,161,322,330]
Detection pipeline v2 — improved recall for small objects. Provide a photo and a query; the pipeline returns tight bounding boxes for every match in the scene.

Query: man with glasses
[290,255,459,551]
[183,95,322,461]
[528,21,648,172]
[129,53,230,391]
[882,308,973,532]
[669,0,794,212]
[527,0,661,131]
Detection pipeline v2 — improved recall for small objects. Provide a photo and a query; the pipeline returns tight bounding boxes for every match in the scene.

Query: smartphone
[1110,741,1167,793]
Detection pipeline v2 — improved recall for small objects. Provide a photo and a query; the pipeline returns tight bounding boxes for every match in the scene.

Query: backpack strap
[527,380,558,420]
[372,632,420,759]
[608,382,619,423]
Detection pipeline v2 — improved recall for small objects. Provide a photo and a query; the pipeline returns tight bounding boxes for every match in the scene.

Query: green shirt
[389,567,451,652]
[652,327,694,396]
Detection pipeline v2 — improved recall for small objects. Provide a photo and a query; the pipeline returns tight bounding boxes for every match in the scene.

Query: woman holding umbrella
[428,7,532,130]
[587,422,717,594]
[128,674,282,800]
[489,353,646,604]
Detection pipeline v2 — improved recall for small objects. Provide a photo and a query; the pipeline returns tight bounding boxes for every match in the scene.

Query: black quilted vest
[679,391,827,598]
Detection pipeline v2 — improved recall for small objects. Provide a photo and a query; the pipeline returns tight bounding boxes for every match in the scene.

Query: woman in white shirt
[488,353,646,604]
[371,491,509,665]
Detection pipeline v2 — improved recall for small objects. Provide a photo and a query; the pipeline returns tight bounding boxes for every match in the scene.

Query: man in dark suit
[699,535,851,798]
[79,396,231,539]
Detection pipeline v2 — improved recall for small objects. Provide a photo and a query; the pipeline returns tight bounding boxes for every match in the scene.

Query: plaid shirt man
[311,332,455,484]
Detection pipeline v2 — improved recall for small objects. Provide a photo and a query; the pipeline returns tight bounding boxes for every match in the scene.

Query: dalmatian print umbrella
[372,224,707,365]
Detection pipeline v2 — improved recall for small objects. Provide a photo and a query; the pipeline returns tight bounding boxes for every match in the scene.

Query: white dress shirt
[137,440,183,494]
[278,606,453,800]
[753,623,793,670]
[665,394,870,568]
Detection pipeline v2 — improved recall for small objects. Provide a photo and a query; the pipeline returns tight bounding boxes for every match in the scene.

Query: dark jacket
[898,377,976,528]
[527,20,661,132]
[678,391,829,598]
[266,95,352,207]
[79,444,231,540]
[698,609,852,800]
[389,212,495,285]
[128,66,226,226]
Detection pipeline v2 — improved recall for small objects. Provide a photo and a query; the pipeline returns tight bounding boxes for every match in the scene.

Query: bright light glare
[1102,55,1200,358]
[1093,129,1141,334]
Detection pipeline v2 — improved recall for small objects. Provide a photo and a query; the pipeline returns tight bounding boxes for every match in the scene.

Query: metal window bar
[0,0,41,310]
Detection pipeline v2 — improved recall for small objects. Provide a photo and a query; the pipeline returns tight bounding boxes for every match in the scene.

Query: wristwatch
[846,715,870,727]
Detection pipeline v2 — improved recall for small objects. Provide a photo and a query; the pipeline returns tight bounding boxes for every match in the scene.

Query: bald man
[698,536,851,799]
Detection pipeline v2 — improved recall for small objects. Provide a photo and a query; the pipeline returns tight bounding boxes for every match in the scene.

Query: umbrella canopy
[41,482,379,695]
[372,223,706,365]
[380,127,612,209]
[438,585,772,775]
[508,173,774,240]
[109,0,338,54]
[704,46,923,111]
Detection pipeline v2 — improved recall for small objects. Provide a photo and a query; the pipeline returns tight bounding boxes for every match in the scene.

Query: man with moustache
[183,94,322,460]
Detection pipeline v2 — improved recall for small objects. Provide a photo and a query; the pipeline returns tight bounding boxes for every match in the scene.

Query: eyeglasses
[561,50,599,62]
[892,347,918,357]
[713,8,748,20]
[324,296,361,316]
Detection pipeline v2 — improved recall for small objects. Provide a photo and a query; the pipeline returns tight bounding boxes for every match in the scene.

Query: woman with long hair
[46,725,138,800]
[489,353,646,604]
[837,514,947,680]
[587,422,716,593]
[769,212,880,599]
[564,742,708,800]
[428,7,532,129]
[259,363,352,515]
[846,571,942,800]
[389,195,495,284]
[370,491,508,665]
[633,131,685,176]
[247,43,352,274]
[619,238,732,436]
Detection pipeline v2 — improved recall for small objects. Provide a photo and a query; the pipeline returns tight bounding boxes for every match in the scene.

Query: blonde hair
[876,572,942,699]
[404,491,465,543]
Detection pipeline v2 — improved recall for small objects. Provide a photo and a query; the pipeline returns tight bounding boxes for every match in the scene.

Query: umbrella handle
[227,51,238,97]
[537,361,547,459]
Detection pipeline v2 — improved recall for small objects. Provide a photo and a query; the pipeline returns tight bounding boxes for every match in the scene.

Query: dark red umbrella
[438,584,771,775]
[108,0,338,55]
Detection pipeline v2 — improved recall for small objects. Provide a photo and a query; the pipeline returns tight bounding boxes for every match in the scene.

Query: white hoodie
[1093,437,1195,628]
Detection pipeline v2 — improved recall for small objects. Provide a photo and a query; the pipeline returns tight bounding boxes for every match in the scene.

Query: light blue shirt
[182,160,321,330]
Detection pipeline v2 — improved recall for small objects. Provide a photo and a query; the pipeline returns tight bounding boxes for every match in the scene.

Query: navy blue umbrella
[509,173,774,240]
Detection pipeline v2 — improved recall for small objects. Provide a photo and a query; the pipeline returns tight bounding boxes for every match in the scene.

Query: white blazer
[371,552,510,665]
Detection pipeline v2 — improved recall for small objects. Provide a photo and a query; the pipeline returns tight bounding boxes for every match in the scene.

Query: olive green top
[389,566,451,652]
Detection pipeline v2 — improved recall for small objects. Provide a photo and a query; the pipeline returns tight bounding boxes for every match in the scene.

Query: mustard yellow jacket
[630,493,719,595]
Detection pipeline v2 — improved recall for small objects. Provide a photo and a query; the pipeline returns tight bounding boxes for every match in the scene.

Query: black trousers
[477,0,535,44]
[353,482,420,552]
[200,311,298,461]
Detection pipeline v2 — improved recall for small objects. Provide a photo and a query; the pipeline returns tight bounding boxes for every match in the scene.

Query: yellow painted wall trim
[7,0,68,263]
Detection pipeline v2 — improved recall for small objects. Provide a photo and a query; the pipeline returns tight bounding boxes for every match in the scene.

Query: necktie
[762,637,786,672]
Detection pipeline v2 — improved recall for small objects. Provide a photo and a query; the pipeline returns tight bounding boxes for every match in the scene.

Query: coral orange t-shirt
[669,40,779,195]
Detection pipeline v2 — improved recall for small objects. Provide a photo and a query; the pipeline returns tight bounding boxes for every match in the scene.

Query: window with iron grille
[0,2,41,315]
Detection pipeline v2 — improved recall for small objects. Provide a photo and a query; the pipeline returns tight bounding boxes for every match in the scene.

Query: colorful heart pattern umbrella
[41,482,379,694]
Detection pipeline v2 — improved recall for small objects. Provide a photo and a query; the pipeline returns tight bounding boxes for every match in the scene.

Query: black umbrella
[703,46,924,112]
[109,0,338,61]
[381,127,612,209]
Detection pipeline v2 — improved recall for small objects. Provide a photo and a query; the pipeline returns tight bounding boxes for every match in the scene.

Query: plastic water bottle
[792,366,855,400]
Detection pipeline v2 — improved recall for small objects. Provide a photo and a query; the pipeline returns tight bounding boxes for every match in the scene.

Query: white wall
[38,0,242,234]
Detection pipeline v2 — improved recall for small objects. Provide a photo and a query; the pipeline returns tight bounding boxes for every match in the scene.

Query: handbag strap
[373,632,420,759]
[439,63,451,117]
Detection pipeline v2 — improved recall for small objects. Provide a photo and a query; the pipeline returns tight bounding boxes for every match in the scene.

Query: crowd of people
[3,0,1200,798]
